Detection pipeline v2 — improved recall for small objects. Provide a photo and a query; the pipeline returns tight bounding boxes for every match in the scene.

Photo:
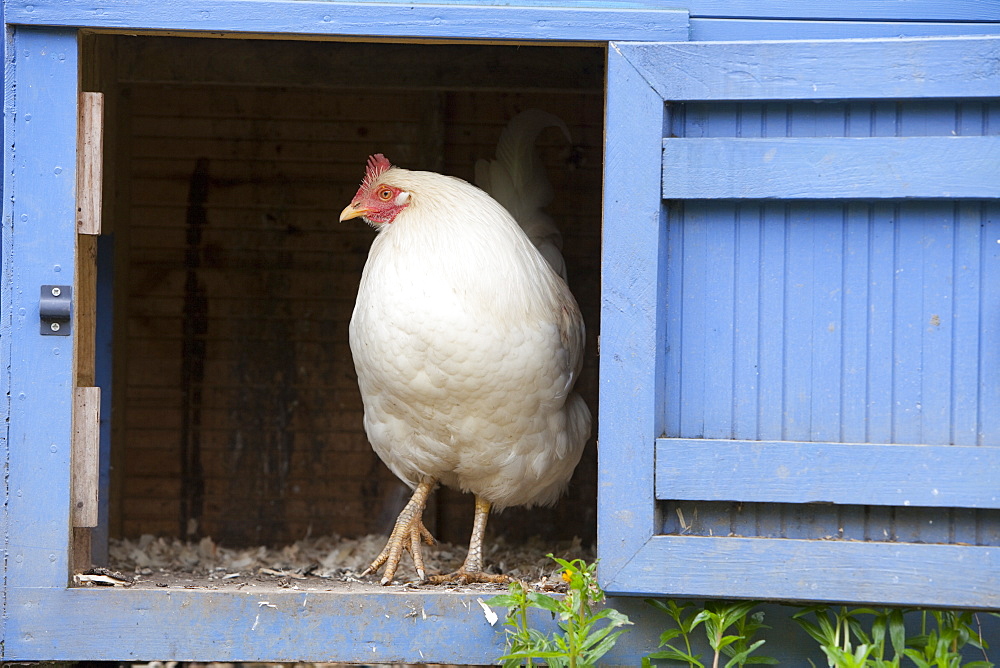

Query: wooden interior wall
[107,36,604,547]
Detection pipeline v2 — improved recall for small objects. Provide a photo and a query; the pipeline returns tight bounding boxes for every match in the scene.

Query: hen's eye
[378,188,393,201]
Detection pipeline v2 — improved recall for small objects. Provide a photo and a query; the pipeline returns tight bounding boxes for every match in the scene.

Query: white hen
[340,111,589,584]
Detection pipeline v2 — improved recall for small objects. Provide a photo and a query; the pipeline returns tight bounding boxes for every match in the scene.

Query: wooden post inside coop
[72,91,104,572]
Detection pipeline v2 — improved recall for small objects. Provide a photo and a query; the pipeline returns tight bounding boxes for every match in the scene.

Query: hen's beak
[339,202,369,222]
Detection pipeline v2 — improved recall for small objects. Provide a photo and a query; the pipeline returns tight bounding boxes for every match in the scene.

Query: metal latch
[40,285,72,336]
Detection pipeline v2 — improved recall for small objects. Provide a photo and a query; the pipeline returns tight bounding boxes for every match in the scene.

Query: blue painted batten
[681,0,1000,21]
[617,35,1000,100]
[613,535,1000,608]
[4,27,79,590]
[8,0,999,23]
[5,587,533,662]
[662,136,1000,199]
[655,439,1000,508]
[4,0,690,42]
[0,9,9,651]
[596,42,667,589]
[691,19,1000,41]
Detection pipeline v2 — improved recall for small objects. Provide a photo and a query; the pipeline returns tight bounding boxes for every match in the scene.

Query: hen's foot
[427,569,511,585]
[362,480,436,585]
[426,496,509,585]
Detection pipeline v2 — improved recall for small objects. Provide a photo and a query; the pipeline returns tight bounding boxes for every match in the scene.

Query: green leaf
[646,646,706,668]
[795,618,832,646]
[713,634,744,652]
[723,639,768,668]
[658,628,685,645]
[888,609,907,658]
[488,593,515,605]
[903,648,933,668]
[584,627,632,664]
[525,591,563,613]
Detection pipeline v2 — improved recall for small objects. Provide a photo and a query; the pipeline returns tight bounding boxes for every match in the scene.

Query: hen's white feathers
[475,109,571,280]
[349,112,589,511]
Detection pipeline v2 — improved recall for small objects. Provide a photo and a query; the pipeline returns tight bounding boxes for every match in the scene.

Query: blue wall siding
[663,100,1000,446]
[657,99,1000,547]
[663,199,999,445]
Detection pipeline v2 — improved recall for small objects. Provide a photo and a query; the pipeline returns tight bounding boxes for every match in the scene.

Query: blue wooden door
[600,35,1000,608]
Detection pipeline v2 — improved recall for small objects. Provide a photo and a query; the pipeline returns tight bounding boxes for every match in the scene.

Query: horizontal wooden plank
[692,18,1000,41]
[662,136,1000,199]
[681,0,1000,21]
[655,439,1000,508]
[607,535,1000,608]
[4,586,530,662]
[615,35,1000,100]
[8,1,689,42]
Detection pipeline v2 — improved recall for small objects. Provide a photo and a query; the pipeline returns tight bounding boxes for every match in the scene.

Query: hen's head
[339,154,411,226]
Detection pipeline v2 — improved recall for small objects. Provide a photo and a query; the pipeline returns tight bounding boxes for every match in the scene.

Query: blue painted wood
[682,1,1000,21]
[655,439,1000,508]
[4,0,690,42]
[7,0,1000,23]
[23,587,986,665]
[608,35,1000,607]
[612,535,1000,608]
[691,19,1000,41]
[4,587,546,662]
[597,43,669,591]
[0,8,8,650]
[660,198,999,448]
[662,137,1000,199]
[0,13,996,665]
[617,36,1000,101]
[4,28,79,591]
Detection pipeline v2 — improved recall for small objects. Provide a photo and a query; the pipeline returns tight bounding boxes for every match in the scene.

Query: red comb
[362,154,393,189]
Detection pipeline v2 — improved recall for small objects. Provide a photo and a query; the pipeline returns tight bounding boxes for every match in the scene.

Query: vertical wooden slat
[76,91,103,236]
[598,43,667,588]
[756,200,786,442]
[732,202,762,439]
[73,90,104,570]
[72,386,101,527]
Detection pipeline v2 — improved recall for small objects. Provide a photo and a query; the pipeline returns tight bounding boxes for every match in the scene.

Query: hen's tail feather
[475,109,571,280]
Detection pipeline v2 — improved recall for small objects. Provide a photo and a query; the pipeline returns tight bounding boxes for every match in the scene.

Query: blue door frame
[3,0,1000,662]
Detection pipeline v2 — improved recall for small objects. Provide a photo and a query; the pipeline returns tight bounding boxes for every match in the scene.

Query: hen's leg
[363,479,436,585]
[428,496,510,584]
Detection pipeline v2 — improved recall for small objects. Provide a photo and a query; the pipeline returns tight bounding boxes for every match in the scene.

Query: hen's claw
[364,480,436,584]
[425,496,509,585]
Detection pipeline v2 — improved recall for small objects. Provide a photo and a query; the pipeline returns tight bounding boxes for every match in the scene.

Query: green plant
[490,555,632,668]
[643,600,706,667]
[794,606,995,668]
[643,599,775,668]
[903,610,993,668]
[794,606,906,668]
[717,602,779,667]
